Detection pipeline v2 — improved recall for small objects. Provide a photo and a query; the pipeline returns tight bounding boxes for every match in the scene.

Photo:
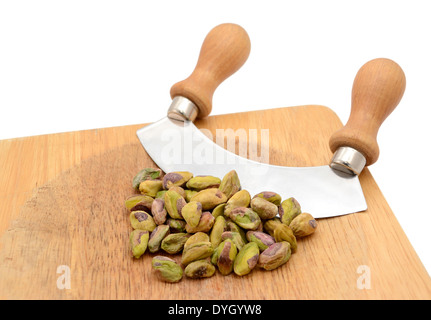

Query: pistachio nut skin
[148,224,170,253]
[273,224,297,253]
[224,190,251,216]
[252,191,282,206]
[289,212,318,237]
[166,218,187,233]
[163,171,193,189]
[219,170,241,199]
[181,241,214,266]
[160,233,191,254]
[226,220,248,245]
[164,190,187,220]
[227,207,261,230]
[132,168,163,190]
[151,198,167,225]
[151,256,183,283]
[181,201,203,228]
[258,241,291,271]
[184,232,210,251]
[233,242,260,276]
[129,229,149,259]
[221,231,247,251]
[210,215,227,249]
[190,188,227,211]
[185,211,215,233]
[246,231,276,252]
[129,210,156,232]
[250,197,278,220]
[184,259,216,279]
[216,239,237,275]
[263,218,282,237]
[125,195,153,213]
[186,176,221,191]
[211,203,226,219]
[279,197,301,226]
[139,179,164,198]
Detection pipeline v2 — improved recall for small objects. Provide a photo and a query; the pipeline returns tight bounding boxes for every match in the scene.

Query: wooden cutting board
[0,105,430,300]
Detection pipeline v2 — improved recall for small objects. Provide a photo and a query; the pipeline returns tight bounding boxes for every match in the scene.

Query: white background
[1,1,430,277]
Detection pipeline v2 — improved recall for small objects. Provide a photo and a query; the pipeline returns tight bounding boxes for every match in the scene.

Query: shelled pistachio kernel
[258,241,291,270]
[210,215,227,249]
[215,239,237,275]
[273,224,297,253]
[161,233,190,254]
[224,189,251,216]
[184,260,216,279]
[289,212,318,237]
[139,179,163,197]
[181,242,213,266]
[181,201,203,228]
[252,191,282,206]
[164,190,186,220]
[246,230,275,252]
[163,171,193,189]
[130,229,149,259]
[250,197,278,220]
[129,210,156,231]
[233,242,260,276]
[125,194,153,212]
[228,207,261,230]
[279,197,301,225]
[186,175,221,191]
[190,188,227,211]
[148,224,170,253]
[132,168,163,190]
[152,256,183,283]
[219,170,241,199]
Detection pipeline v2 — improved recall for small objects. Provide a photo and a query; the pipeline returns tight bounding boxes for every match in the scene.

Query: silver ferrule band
[330,146,366,176]
[167,96,199,122]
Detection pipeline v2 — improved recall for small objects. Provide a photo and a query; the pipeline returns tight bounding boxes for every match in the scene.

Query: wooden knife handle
[329,58,406,166]
[170,23,251,118]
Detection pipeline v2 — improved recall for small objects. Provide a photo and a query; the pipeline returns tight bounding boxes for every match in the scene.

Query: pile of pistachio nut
[125,168,318,282]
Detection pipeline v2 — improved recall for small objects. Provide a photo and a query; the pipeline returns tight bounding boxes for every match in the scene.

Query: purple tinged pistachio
[216,239,237,275]
[151,256,183,283]
[190,188,227,211]
[185,211,215,233]
[129,229,149,259]
[139,179,164,197]
[252,191,282,206]
[279,197,301,225]
[250,197,278,220]
[228,207,261,230]
[129,210,156,231]
[233,242,260,276]
[186,176,221,191]
[258,241,291,270]
[246,231,276,252]
[273,224,297,253]
[164,190,187,220]
[160,233,191,254]
[148,224,170,253]
[151,198,167,225]
[132,168,163,190]
[289,212,318,237]
[181,201,203,228]
[124,195,154,213]
[163,171,193,189]
[184,259,216,279]
[168,186,186,198]
[219,170,241,199]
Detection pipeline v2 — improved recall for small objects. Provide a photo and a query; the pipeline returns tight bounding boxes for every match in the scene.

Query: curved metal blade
[137,117,367,218]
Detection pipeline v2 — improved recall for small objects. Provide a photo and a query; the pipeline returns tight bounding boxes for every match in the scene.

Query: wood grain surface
[0,105,430,300]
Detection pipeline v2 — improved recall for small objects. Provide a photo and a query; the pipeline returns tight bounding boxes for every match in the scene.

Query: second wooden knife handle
[170,23,251,119]
[329,58,406,166]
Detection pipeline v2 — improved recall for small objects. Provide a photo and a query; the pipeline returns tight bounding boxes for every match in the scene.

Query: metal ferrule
[167,96,199,122]
[330,146,366,176]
